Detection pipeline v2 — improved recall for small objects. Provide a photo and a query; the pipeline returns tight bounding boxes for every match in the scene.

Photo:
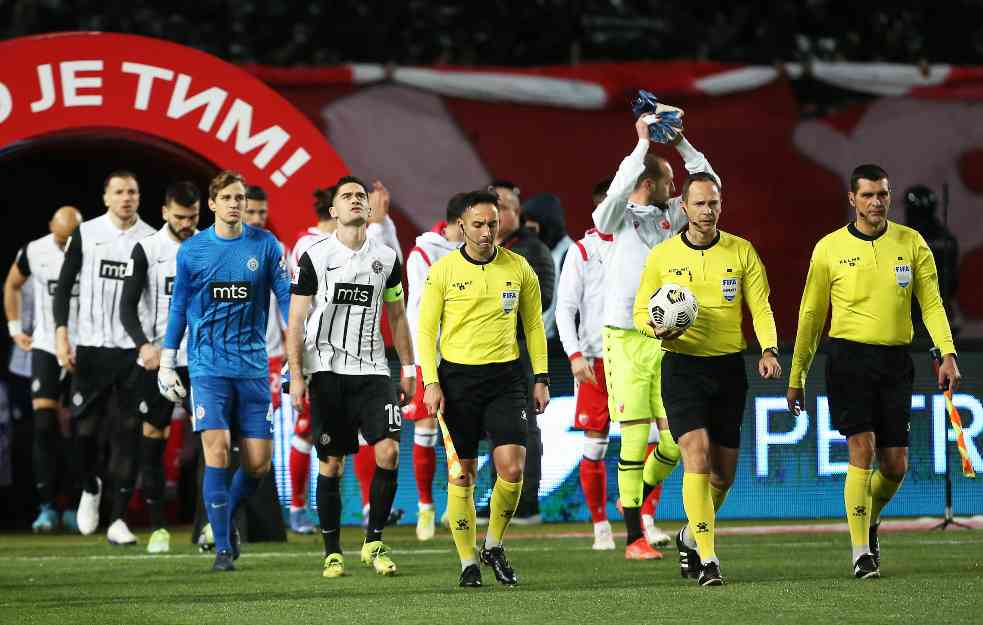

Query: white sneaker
[198,523,215,552]
[107,519,138,545]
[147,528,171,554]
[76,477,102,536]
[592,520,616,550]
[643,514,671,547]
[416,506,436,541]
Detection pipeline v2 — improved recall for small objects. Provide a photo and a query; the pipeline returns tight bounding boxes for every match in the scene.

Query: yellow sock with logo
[682,472,716,562]
[870,470,903,523]
[447,483,477,567]
[485,478,522,549]
[845,464,874,559]
[642,428,681,486]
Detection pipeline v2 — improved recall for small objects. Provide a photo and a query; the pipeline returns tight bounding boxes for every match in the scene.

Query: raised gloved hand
[631,89,684,144]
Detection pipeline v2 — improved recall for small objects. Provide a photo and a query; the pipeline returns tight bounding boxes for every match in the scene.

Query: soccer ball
[647,283,698,334]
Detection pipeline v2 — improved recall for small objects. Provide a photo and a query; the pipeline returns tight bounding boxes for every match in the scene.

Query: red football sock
[354,444,376,506]
[413,444,437,505]
[288,444,310,508]
[579,458,607,523]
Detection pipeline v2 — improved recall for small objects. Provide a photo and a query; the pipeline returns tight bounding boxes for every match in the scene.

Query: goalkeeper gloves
[631,89,684,144]
[157,348,186,402]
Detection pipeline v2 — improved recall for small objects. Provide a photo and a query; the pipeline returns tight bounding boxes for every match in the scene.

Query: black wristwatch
[534,373,550,387]
[763,347,779,358]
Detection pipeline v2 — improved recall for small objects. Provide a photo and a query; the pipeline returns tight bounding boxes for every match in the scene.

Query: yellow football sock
[447,483,477,565]
[870,471,903,523]
[709,483,729,512]
[642,428,680,486]
[844,465,874,552]
[682,472,716,562]
[485,477,522,549]
[617,422,650,509]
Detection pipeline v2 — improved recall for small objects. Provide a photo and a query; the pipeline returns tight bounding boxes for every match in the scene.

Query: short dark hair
[164,181,200,208]
[681,172,721,202]
[331,175,368,204]
[489,179,520,196]
[461,190,499,214]
[209,170,246,200]
[633,154,669,191]
[313,186,335,219]
[446,192,470,222]
[103,169,138,191]
[850,164,889,193]
[593,178,613,197]
[246,185,267,201]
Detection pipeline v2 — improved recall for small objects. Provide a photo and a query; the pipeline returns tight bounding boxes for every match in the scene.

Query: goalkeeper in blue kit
[159,171,291,571]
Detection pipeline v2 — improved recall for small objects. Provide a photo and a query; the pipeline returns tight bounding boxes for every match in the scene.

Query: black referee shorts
[438,359,528,459]
[130,364,191,430]
[309,371,400,460]
[31,349,70,402]
[661,351,748,448]
[825,338,914,447]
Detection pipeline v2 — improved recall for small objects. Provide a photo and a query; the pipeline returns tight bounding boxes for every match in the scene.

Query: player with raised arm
[417,190,550,588]
[593,113,720,559]
[287,176,416,579]
[54,171,157,543]
[404,192,466,540]
[787,164,961,579]
[159,171,290,572]
[634,172,780,586]
[5,206,82,532]
[119,181,199,554]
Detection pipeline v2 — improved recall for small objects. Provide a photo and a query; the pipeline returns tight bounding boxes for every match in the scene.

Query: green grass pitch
[1,524,981,625]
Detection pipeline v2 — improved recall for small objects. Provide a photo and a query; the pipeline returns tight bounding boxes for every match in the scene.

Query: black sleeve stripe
[290,251,318,296]
[385,254,403,289]
[16,244,31,277]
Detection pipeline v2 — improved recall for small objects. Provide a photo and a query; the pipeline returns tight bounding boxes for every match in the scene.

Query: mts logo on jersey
[333,282,374,307]
[99,260,128,280]
[211,281,252,301]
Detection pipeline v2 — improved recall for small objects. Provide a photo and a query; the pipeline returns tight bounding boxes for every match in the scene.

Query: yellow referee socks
[642,429,680,487]
[682,472,716,562]
[617,423,650,508]
[844,465,874,556]
[485,478,523,549]
[870,471,904,523]
[447,483,477,566]
[709,483,729,512]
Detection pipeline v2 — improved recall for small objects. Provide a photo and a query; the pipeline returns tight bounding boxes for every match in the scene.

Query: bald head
[50,206,82,248]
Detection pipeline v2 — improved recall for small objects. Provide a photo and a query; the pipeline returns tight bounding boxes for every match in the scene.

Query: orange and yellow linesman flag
[931,347,976,479]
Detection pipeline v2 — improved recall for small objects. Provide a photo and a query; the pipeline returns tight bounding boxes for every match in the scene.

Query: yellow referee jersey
[633,231,778,357]
[417,247,548,385]
[789,221,956,388]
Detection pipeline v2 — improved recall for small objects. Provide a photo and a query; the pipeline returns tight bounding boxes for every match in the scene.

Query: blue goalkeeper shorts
[190,376,273,440]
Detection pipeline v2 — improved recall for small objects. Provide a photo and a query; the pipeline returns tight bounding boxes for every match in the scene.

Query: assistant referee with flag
[787,164,962,580]
[417,190,550,589]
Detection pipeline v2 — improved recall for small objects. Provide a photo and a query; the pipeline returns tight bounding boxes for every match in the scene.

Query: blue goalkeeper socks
[229,467,261,516]
[203,466,231,553]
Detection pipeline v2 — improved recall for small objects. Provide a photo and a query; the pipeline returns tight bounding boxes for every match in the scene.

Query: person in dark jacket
[522,193,573,339]
[905,185,960,335]
[490,182,554,524]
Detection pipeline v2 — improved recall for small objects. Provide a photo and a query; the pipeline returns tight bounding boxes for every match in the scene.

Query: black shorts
[309,371,400,460]
[661,351,748,448]
[438,360,528,459]
[70,346,141,420]
[31,349,70,401]
[131,365,191,429]
[825,339,913,447]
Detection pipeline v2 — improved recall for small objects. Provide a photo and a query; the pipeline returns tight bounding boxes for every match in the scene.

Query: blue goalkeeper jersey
[163,224,291,379]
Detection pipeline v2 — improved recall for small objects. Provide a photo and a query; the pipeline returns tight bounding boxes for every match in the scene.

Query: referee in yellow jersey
[787,164,961,580]
[633,172,781,586]
[417,190,550,588]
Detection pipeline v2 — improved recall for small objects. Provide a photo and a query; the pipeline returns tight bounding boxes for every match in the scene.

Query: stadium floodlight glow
[933,393,983,474]
[755,396,808,477]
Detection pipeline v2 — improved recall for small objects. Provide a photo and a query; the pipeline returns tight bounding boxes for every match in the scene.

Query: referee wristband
[401,365,417,378]
[7,320,22,337]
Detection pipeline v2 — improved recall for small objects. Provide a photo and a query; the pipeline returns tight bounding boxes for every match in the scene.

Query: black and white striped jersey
[291,235,403,376]
[120,226,189,365]
[54,213,156,349]
[15,233,79,356]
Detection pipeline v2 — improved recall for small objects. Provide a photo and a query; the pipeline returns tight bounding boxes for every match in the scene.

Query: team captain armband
[383,283,404,302]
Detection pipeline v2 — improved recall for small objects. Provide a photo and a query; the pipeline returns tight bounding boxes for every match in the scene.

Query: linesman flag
[931,347,976,479]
